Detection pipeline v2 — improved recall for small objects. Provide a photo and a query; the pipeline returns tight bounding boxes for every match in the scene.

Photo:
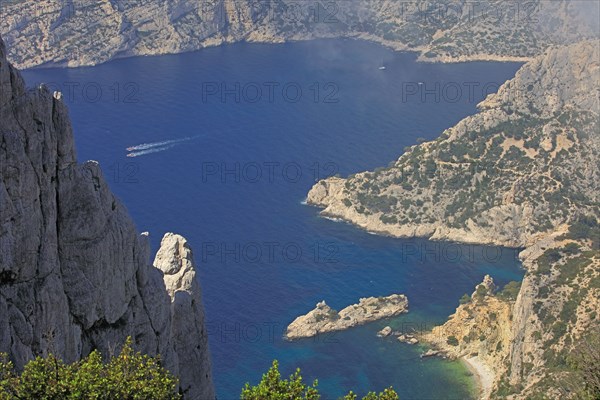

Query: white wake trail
[126,144,177,158]
[126,135,199,152]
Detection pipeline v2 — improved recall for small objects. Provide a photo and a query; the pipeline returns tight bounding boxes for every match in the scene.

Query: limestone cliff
[421,276,513,399]
[154,233,213,399]
[0,0,598,69]
[0,35,214,399]
[420,240,599,399]
[307,40,600,398]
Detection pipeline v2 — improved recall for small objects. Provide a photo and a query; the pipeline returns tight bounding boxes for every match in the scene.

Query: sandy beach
[463,356,495,400]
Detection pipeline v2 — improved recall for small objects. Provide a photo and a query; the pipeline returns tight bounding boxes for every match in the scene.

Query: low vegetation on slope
[0,351,400,400]
[0,338,179,399]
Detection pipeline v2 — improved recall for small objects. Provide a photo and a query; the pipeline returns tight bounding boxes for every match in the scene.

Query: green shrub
[0,338,179,399]
[459,294,471,305]
[535,248,561,275]
[552,321,567,339]
[497,281,521,301]
[474,285,488,300]
[327,310,340,321]
[563,242,581,255]
[241,361,319,400]
[242,361,399,400]
[558,327,600,399]
[344,387,399,400]
[380,215,398,224]
[447,336,459,346]
[565,216,600,249]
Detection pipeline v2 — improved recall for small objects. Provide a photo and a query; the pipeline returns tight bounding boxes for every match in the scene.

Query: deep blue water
[23,39,524,399]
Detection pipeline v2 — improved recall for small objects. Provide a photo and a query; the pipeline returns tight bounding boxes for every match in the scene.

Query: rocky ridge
[307,40,600,248]
[0,0,598,69]
[0,35,214,399]
[285,294,408,340]
[307,40,600,398]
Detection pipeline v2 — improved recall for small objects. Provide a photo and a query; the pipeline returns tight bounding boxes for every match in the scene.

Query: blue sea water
[23,39,524,399]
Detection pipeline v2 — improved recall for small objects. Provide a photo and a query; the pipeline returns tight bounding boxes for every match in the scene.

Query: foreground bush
[2,345,399,399]
[242,360,399,400]
[0,338,179,400]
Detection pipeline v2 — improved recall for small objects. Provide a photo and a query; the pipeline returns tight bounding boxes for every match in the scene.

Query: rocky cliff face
[308,40,600,398]
[420,240,599,399]
[421,276,513,399]
[0,0,598,69]
[154,233,213,398]
[0,35,214,399]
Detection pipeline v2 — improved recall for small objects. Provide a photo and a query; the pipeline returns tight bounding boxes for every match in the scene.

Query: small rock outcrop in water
[0,35,214,399]
[421,349,443,358]
[397,334,418,345]
[285,295,408,340]
[377,326,392,337]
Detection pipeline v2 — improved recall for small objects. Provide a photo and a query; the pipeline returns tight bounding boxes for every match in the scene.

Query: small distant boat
[379,66,386,70]
[126,146,136,151]
[126,153,135,158]
[418,82,424,85]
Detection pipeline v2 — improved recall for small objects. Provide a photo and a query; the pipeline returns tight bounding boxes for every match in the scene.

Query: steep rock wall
[0,35,214,399]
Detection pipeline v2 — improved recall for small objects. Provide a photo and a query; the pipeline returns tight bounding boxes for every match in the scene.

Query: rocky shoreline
[2,1,596,69]
[307,177,533,249]
[285,294,408,340]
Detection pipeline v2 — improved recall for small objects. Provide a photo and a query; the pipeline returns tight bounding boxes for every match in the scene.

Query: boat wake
[126,135,201,157]
[127,145,177,158]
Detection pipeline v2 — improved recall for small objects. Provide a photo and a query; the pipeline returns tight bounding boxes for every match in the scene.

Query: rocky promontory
[285,294,408,340]
[307,40,600,249]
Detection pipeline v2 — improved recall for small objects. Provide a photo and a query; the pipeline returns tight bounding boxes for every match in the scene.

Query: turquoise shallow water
[23,39,524,399]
